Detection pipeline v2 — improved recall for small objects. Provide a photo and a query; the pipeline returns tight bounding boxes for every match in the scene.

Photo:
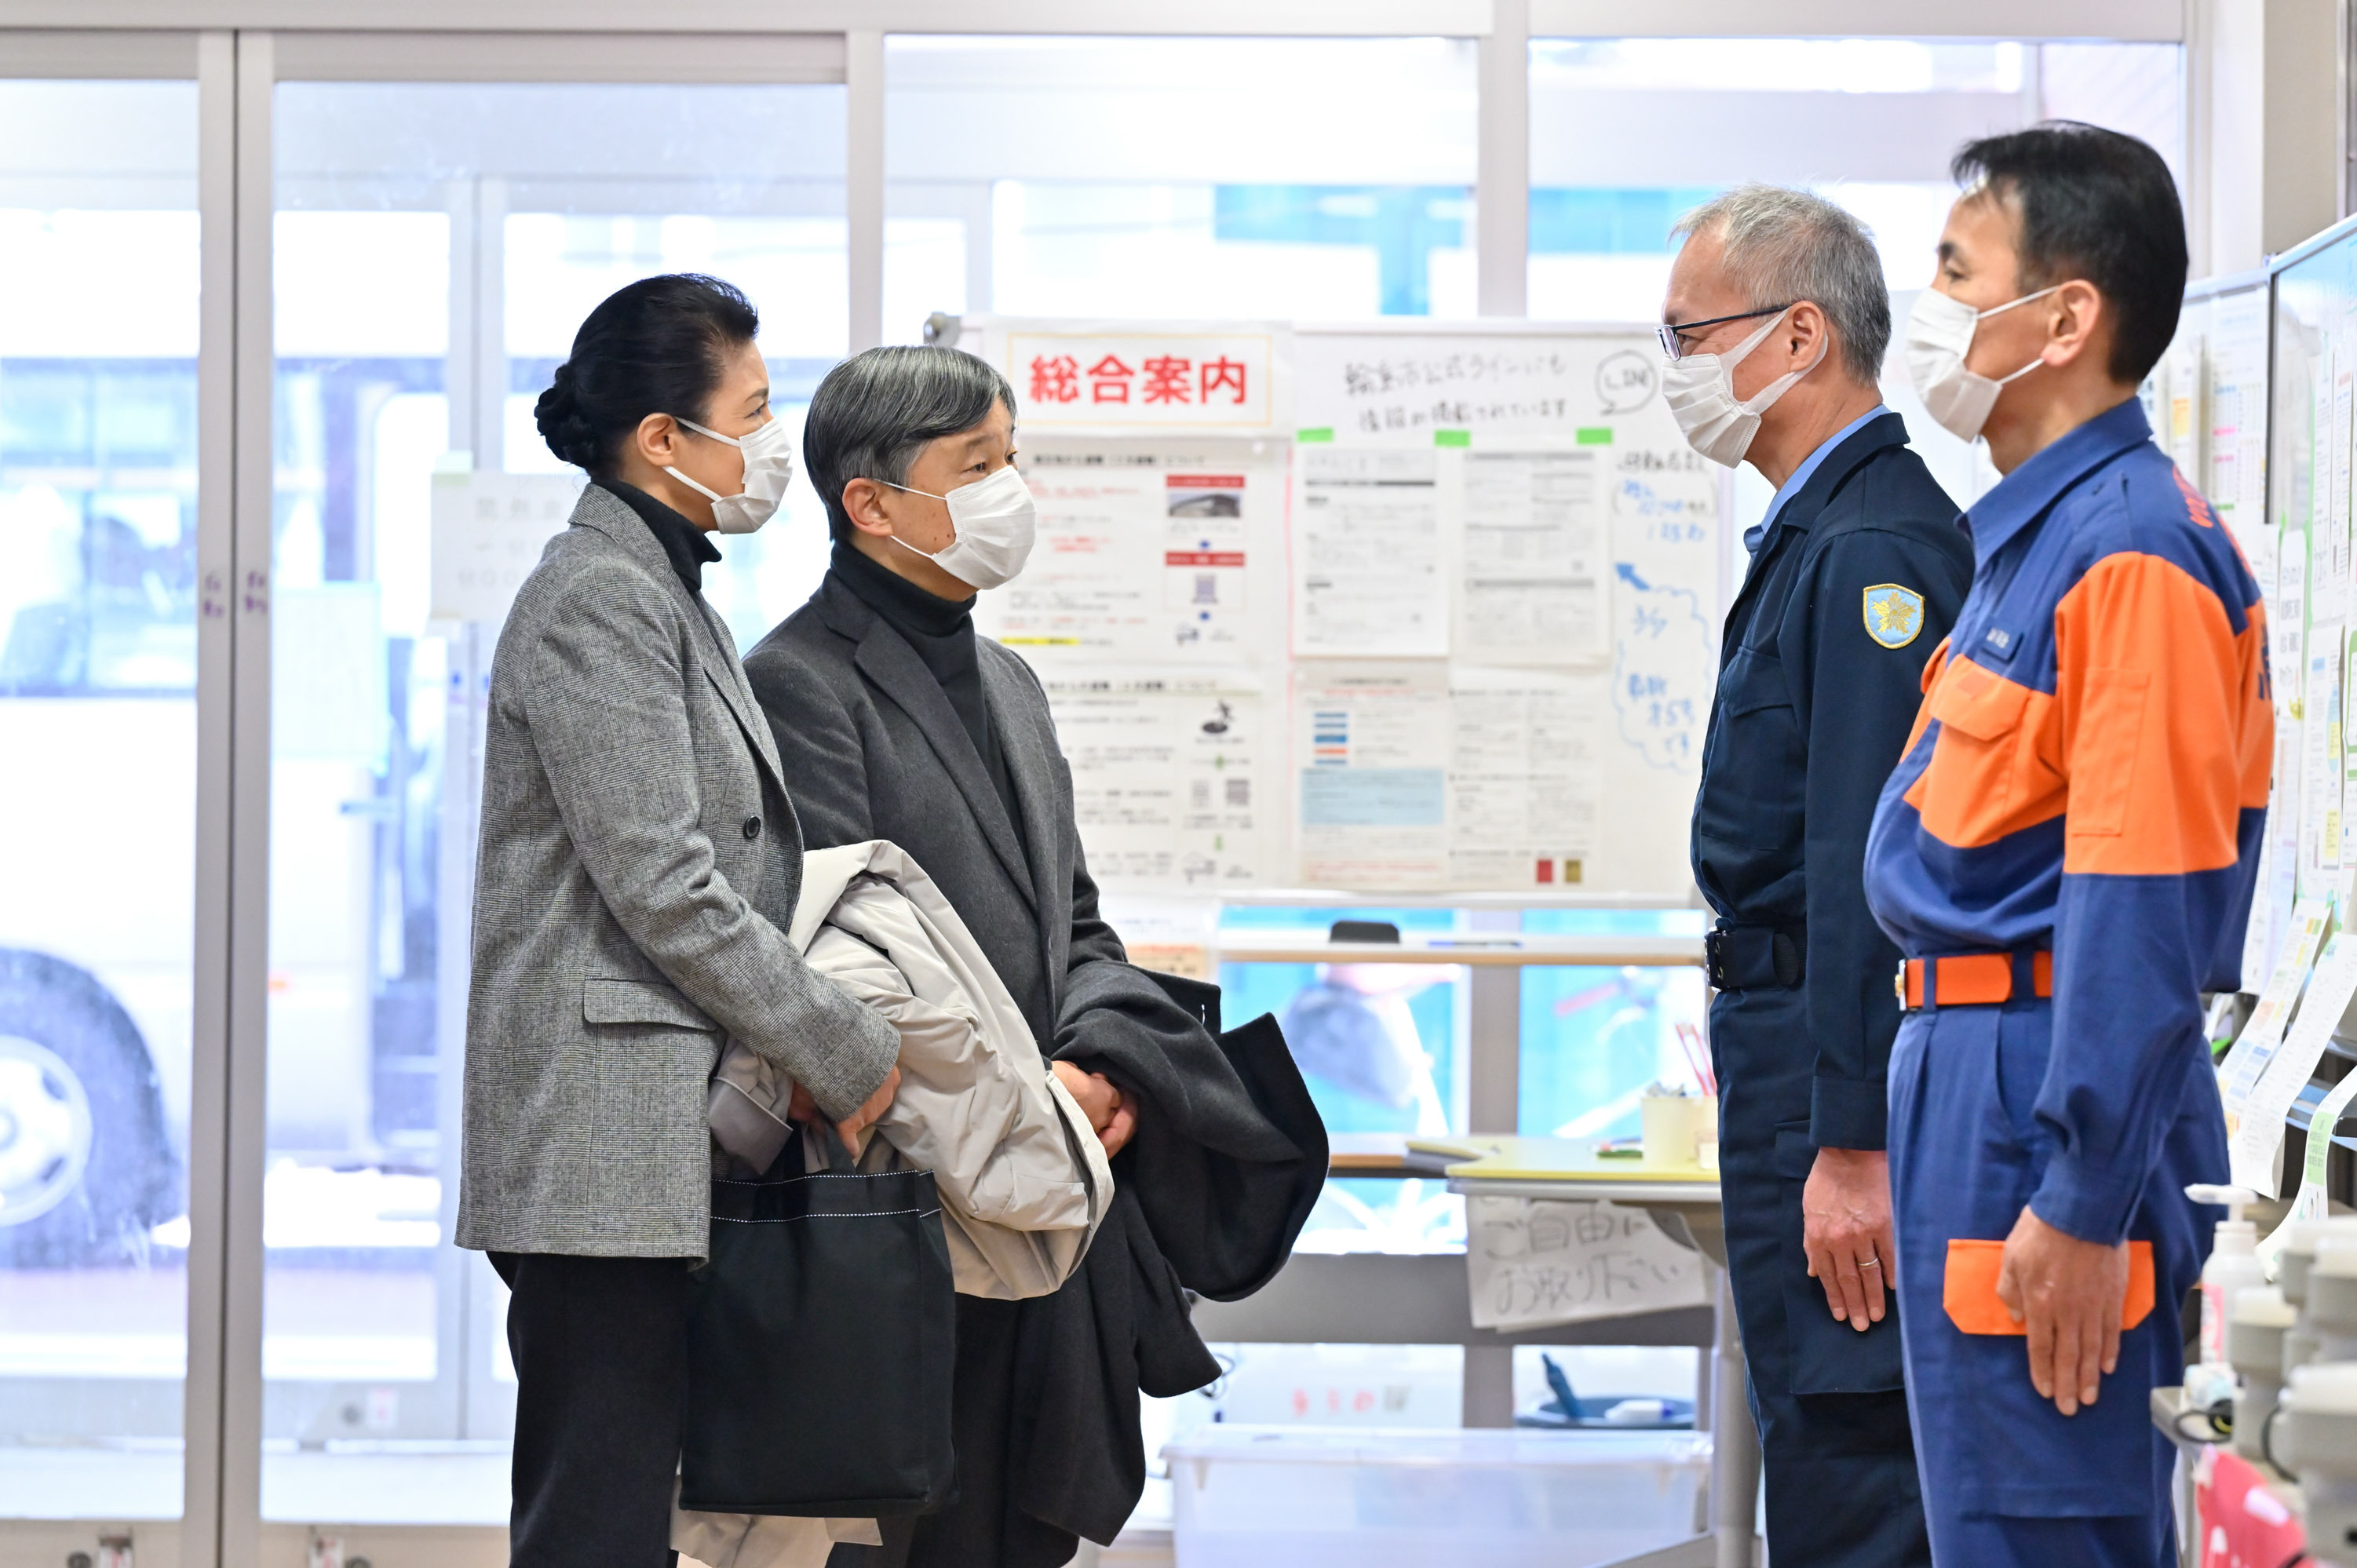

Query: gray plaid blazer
[454,483,898,1259]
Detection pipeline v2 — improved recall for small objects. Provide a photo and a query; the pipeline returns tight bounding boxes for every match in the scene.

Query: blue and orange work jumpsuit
[1864,397,2270,1566]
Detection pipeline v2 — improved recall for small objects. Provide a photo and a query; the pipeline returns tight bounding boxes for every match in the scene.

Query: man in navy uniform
[1663,185,1973,1566]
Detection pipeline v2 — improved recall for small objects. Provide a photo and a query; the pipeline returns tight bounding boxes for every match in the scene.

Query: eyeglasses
[1657,304,1793,361]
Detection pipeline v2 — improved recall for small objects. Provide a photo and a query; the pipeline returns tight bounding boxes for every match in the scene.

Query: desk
[1445,1136,1752,1568]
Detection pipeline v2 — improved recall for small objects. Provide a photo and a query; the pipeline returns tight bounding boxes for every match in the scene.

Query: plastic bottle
[2188,1184,2264,1370]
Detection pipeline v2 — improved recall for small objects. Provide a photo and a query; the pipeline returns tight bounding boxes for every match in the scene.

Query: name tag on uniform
[1978,625,2020,665]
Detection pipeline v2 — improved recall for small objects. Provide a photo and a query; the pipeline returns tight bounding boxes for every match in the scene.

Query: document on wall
[2207,286,2270,549]
[2220,896,2332,1127]
[429,470,582,626]
[2279,529,2309,721]
[964,317,1290,436]
[1295,664,1450,888]
[2329,353,2355,625]
[981,445,1283,665]
[1041,670,1268,892]
[2322,620,2347,877]
[1455,449,1608,664]
[2284,1059,2357,1228]
[2229,930,2357,1194]
[1447,666,1605,889]
[1466,1196,1707,1330]
[1292,446,1448,658]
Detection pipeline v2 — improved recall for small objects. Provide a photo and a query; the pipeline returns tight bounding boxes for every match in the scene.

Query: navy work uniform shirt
[1691,409,1974,1151]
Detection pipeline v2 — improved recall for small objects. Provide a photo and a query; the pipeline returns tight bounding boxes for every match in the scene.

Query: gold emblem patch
[1863,584,1925,650]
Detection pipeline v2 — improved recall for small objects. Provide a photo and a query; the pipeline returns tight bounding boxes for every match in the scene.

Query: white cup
[1640,1092,1702,1169]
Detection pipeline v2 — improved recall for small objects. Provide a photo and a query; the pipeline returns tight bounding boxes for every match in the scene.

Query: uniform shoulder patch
[1863,584,1926,650]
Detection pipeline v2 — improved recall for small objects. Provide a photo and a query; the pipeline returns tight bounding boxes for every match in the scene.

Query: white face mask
[1903,285,2062,443]
[1661,307,1826,468]
[665,414,794,535]
[882,463,1038,591]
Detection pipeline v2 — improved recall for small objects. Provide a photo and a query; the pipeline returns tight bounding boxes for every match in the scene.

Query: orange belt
[1896,950,2052,1010]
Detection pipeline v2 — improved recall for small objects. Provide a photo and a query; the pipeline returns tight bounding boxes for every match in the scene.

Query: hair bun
[535,363,600,470]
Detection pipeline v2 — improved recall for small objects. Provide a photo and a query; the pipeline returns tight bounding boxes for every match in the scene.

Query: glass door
[261,67,848,1526]
[0,73,203,1526]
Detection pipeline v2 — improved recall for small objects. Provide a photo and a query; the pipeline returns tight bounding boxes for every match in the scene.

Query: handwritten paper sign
[1296,329,1664,446]
[430,472,582,626]
[1466,1196,1707,1330]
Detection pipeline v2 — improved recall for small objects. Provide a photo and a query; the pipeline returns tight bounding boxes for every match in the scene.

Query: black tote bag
[678,1126,957,1516]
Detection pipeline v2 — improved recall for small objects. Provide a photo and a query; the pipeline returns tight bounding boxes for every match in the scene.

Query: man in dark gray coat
[744,346,1323,1568]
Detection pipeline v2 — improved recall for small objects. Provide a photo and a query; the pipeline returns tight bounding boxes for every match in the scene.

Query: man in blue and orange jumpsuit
[1866,123,2270,1566]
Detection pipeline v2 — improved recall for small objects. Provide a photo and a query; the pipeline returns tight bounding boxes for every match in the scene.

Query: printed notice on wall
[2220,895,2331,1125]
[429,470,582,626]
[1042,672,1268,892]
[2230,929,2357,1194]
[1295,664,1450,888]
[2209,288,2270,545]
[1293,447,1448,658]
[983,443,1284,665]
[1456,449,1607,664]
[961,316,1290,436]
[1448,666,1604,889]
[1466,1196,1707,1330]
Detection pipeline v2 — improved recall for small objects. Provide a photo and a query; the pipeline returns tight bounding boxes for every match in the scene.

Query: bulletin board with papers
[2150,272,2278,987]
[958,316,1723,902]
[2268,232,2357,954]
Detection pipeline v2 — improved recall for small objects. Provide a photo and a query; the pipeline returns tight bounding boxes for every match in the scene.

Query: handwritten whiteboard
[1292,323,1723,899]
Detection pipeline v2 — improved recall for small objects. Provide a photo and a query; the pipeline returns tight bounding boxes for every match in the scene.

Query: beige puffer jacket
[704,838,1112,1300]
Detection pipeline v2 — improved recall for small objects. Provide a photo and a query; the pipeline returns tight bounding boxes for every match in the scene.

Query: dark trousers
[491,1250,691,1568]
[1711,986,1933,1568]
[826,1295,1078,1568]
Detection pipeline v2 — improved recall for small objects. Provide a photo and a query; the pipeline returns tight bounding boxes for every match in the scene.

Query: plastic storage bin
[1162,1425,1710,1568]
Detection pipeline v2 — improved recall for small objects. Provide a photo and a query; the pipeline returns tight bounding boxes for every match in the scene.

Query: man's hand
[786,1067,902,1160]
[1995,1205,2129,1417]
[1051,1060,1137,1157]
[1804,1147,1895,1329]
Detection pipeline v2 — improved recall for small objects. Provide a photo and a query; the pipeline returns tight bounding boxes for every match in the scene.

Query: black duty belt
[1705,923,1806,991]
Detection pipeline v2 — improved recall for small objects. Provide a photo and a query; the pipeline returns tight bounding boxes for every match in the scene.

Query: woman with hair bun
[455,273,901,1568]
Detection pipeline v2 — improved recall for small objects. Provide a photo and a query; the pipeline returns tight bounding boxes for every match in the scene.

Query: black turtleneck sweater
[600,479,721,593]
[827,538,1026,841]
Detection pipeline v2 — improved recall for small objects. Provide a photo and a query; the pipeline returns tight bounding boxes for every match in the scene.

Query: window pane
[1219,907,1470,1256]
[1525,39,2184,319]
[265,78,845,1525]
[1515,910,1707,1142]
[1527,38,2182,539]
[886,37,1479,330]
[0,77,199,1524]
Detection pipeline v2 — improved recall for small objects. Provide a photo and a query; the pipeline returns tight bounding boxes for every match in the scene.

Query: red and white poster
[964,317,1290,435]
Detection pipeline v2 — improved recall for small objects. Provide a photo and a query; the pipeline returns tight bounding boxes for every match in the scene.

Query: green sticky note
[1434,428,1471,448]
[1296,427,1335,443]
[1577,427,1614,445]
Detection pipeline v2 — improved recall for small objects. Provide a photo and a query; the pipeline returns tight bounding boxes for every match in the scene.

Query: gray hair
[804,345,1016,542]
[1672,184,1890,385]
